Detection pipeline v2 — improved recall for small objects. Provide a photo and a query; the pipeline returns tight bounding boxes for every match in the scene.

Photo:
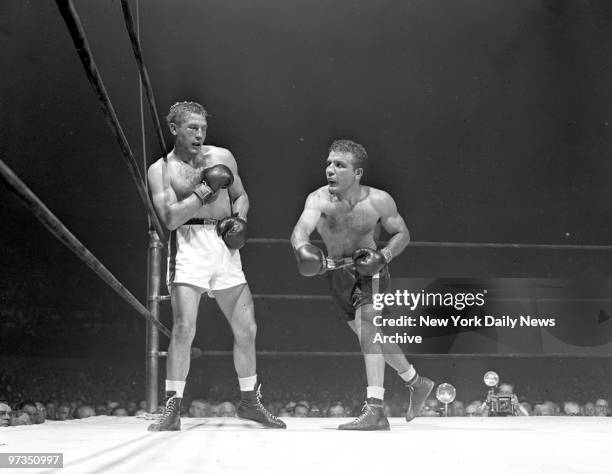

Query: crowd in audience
[1,370,610,427]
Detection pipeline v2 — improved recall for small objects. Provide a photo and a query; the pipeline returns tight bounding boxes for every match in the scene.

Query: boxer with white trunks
[146,101,285,431]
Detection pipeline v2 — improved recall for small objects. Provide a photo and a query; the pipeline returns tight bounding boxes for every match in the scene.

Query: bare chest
[320,201,380,236]
[168,159,210,200]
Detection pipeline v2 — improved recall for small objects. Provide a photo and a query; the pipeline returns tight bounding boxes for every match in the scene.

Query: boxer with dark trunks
[291,139,434,430]
[146,101,285,430]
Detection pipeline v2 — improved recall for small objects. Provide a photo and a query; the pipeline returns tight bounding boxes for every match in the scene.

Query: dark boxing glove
[352,248,390,276]
[193,164,234,204]
[216,215,247,250]
[203,164,234,192]
[294,243,327,277]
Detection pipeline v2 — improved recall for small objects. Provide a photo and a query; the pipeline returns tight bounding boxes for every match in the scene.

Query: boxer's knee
[232,318,257,346]
[172,320,197,345]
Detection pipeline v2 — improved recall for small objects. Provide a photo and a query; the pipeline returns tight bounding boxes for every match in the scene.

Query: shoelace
[350,402,373,424]
[253,385,281,422]
[157,397,178,423]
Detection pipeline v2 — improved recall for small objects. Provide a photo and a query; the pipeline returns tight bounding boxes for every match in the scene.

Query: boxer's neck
[331,183,363,206]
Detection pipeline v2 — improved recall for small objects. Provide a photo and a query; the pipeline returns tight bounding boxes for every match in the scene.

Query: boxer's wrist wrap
[193,182,213,204]
[381,247,393,264]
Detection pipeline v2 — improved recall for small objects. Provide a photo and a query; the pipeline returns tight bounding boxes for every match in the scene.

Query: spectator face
[327,404,344,417]
[423,398,440,416]
[0,403,11,427]
[294,405,309,417]
[21,403,37,416]
[95,404,107,416]
[218,402,236,417]
[544,401,559,415]
[45,403,56,420]
[285,401,296,414]
[534,404,554,416]
[594,399,609,417]
[451,401,465,417]
[563,401,580,416]
[10,411,31,426]
[498,384,514,395]
[297,400,311,410]
[112,408,128,417]
[309,405,321,417]
[466,401,483,416]
[189,400,211,418]
[35,402,47,418]
[584,402,595,416]
[57,405,71,421]
[77,406,95,419]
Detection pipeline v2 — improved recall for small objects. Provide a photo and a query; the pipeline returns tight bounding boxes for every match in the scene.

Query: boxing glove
[193,164,234,204]
[294,243,327,277]
[202,164,234,192]
[217,215,247,250]
[352,248,389,276]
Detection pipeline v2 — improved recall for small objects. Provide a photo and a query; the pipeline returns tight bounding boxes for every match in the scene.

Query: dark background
[1,0,612,359]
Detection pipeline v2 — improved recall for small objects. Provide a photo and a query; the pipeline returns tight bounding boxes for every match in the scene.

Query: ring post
[146,230,164,412]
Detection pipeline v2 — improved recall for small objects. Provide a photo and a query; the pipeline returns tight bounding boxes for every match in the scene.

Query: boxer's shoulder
[364,186,396,214]
[307,186,335,212]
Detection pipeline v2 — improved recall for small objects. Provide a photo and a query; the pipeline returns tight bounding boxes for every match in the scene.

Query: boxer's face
[171,113,208,155]
[326,152,362,194]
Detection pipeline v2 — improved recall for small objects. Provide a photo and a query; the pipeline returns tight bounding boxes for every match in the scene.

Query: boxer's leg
[167,283,204,380]
[347,317,433,421]
[353,304,385,389]
[214,283,256,379]
[338,304,389,431]
[347,320,413,376]
[215,283,286,429]
[148,283,202,432]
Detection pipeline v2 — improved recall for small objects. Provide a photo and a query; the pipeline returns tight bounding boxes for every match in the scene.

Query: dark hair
[329,139,368,171]
[166,101,209,127]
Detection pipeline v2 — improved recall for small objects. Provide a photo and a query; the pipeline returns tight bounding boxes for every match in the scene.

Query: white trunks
[167,218,246,293]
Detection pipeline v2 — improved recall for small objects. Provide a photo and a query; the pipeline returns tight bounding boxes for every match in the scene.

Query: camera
[482,371,524,417]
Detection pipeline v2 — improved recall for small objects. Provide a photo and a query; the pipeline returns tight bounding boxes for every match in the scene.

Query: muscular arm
[147,159,203,231]
[374,191,410,261]
[290,191,323,249]
[223,151,250,220]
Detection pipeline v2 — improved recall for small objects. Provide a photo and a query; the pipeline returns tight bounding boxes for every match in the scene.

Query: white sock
[366,386,385,401]
[238,374,257,392]
[165,380,186,398]
[399,366,417,383]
